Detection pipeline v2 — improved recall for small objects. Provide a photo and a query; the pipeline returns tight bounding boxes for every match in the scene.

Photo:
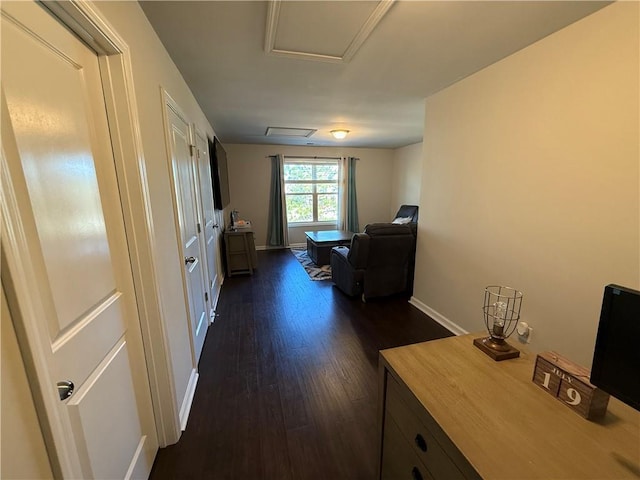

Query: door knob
[213,224,219,228]
[57,380,74,401]
[185,256,196,265]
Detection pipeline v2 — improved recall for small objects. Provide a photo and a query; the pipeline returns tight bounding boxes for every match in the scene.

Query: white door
[165,102,208,363]
[194,129,221,320]
[1,285,54,480]
[1,2,157,478]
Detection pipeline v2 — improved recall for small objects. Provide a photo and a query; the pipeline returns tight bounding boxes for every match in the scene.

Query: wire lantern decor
[474,285,524,361]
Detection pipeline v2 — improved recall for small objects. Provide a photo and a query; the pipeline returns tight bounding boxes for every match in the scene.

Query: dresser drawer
[381,413,433,480]
[385,373,481,480]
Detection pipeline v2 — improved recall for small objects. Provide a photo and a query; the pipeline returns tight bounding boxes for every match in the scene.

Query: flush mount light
[331,129,349,139]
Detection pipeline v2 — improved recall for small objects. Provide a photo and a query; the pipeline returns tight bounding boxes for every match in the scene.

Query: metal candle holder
[474,285,523,361]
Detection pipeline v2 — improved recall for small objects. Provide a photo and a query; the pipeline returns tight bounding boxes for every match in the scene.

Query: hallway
[150,249,451,479]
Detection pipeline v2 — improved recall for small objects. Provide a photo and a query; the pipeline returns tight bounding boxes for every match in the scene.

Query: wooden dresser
[378,334,640,480]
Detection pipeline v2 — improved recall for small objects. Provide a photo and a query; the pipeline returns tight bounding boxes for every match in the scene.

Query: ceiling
[139,1,609,149]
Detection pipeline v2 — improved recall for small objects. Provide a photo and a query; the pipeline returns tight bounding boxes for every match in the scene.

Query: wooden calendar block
[557,377,610,419]
[532,355,561,396]
[532,351,610,420]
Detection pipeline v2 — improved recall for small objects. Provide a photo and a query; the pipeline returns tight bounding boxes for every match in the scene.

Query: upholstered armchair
[330,223,416,301]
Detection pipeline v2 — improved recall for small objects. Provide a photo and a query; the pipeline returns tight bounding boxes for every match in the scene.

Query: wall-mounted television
[208,136,230,210]
[590,284,640,412]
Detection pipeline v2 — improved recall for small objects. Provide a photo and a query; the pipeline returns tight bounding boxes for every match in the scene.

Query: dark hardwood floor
[149,249,452,480]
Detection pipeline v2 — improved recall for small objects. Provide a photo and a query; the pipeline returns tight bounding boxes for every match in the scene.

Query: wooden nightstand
[224,229,257,276]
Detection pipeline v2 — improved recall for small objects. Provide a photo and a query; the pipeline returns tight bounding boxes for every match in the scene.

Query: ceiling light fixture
[331,129,349,140]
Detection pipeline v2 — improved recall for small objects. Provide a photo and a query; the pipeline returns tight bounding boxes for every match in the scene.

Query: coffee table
[305,230,353,266]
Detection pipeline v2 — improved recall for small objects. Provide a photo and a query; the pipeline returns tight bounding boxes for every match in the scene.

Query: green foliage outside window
[284,160,339,224]
[286,195,313,222]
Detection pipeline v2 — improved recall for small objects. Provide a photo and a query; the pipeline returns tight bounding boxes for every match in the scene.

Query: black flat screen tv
[590,284,640,412]
[209,136,230,210]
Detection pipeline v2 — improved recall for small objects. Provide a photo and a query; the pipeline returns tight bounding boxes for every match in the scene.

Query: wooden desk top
[380,334,640,479]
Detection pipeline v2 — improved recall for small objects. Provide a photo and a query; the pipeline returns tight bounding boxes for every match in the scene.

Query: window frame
[284,158,340,226]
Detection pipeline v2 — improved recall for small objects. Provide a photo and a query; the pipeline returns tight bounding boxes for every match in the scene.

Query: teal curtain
[267,155,287,247]
[347,157,359,232]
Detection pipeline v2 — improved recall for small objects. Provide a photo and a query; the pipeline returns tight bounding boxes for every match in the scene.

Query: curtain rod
[264,155,357,160]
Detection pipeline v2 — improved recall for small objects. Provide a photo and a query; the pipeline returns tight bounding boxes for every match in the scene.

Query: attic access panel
[265,0,395,63]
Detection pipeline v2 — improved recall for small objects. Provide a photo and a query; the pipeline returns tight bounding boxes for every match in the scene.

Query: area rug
[290,247,332,281]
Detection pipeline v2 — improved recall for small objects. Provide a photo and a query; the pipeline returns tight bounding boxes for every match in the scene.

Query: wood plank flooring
[149,249,452,480]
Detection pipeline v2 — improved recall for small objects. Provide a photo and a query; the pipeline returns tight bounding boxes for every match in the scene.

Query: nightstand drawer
[382,413,433,480]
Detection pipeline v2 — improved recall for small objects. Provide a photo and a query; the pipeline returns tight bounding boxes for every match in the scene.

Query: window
[284,158,339,225]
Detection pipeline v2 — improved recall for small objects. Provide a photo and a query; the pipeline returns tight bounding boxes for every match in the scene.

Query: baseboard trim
[210,282,222,325]
[179,369,199,431]
[409,297,469,336]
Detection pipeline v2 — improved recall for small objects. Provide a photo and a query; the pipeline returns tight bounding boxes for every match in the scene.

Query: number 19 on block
[533,351,609,420]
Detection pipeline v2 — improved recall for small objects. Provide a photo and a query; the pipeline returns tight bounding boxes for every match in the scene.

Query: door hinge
[204,291,209,302]
[197,222,201,233]
[189,144,196,157]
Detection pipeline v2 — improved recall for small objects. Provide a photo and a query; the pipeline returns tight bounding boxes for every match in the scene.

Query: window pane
[286,194,313,223]
[283,160,340,223]
[315,164,339,181]
[284,164,312,181]
[316,184,338,193]
[285,184,313,194]
[318,194,338,222]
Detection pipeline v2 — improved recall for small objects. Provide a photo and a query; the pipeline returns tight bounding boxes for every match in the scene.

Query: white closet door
[1,2,157,477]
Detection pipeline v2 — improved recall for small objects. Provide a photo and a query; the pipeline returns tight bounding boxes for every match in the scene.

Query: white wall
[90,1,216,432]
[224,144,395,246]
[414,2,639,367]
[390,142,423,218]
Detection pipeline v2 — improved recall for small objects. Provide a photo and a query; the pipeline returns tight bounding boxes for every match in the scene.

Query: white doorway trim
[34,0,182,446]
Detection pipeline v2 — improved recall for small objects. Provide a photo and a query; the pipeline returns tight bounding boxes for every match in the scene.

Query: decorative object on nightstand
[473,285,523,361]
[533,351,610,419]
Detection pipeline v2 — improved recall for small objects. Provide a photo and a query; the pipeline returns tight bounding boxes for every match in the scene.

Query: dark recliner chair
[330,223,416,301]
[393,204,419,226]
[392,205,419,291]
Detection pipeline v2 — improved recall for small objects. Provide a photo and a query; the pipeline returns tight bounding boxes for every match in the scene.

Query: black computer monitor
[590,284,640,412]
